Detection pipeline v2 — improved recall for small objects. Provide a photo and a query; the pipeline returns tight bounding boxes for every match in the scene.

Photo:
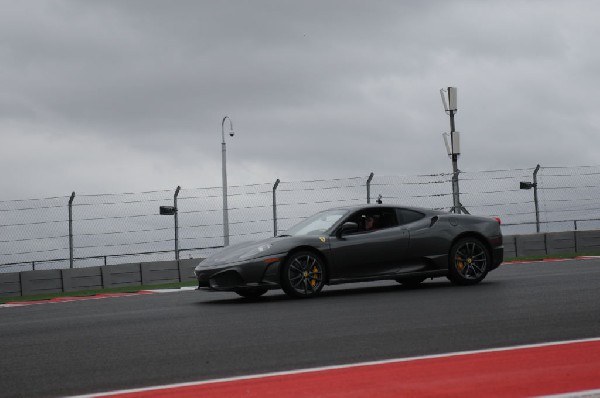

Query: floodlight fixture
[160,206,177,215]
[443,133,452,156]
[440,87,458,114]
[520,181,536,190]
[442,131,461,157]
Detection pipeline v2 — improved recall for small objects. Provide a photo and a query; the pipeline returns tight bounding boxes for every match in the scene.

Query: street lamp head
[222,116,235,140]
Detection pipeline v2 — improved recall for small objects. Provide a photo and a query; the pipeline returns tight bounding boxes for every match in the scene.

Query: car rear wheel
[234,287,269,299]
[281,251,326,298]
[448,237,489,285]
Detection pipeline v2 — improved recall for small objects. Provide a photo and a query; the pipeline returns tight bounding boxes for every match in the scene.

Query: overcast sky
[1,0,599,200]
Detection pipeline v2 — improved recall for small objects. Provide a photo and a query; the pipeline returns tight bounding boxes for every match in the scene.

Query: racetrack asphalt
[1,259,600,397]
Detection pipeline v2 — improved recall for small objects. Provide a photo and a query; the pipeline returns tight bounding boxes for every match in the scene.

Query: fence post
[273,179,280,237]
[533,165,541,233]
[366,172,374,204]
[68,192,76,268]
[174,186,181,261]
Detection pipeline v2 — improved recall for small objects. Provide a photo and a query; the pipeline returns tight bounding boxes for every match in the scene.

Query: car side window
[346,208,399,232]
[396,209,425,226]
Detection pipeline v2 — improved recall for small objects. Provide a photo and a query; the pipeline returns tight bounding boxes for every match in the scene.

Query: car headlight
[238,243,272,260]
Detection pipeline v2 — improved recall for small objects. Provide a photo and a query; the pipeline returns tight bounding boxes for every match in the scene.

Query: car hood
[197,237,281,268]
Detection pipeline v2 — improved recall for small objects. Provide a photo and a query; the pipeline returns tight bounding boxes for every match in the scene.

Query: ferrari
[194,204,503,298]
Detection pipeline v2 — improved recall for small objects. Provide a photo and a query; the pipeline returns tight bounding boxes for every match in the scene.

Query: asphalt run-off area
[2,257,600,397]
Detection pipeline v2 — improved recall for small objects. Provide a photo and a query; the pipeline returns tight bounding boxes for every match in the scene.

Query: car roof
[327,204,446,214]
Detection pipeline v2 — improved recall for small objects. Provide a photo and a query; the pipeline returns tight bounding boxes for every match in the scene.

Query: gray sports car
[194,204,503,298]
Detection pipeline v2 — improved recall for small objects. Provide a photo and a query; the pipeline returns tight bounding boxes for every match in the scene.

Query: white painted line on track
[540,389,600,398]
[142,286,197,293]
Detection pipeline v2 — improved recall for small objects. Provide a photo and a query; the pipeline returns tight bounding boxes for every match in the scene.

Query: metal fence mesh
[2,165,600,272]
[536,166,600,232]
[0,196,71,272]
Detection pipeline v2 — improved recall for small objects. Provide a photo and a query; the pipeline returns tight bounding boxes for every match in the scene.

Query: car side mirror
[430,216,438,227]
[336,222,359,238]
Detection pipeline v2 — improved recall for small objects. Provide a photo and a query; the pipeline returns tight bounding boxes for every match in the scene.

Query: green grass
[0,280,197,304]
[4,251,600,304]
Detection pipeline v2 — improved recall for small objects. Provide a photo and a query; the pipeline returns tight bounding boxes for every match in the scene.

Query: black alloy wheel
[281,251,326,298]
[448,237,490,285]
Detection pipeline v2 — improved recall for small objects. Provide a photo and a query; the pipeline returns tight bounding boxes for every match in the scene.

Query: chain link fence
[2,165,600,273]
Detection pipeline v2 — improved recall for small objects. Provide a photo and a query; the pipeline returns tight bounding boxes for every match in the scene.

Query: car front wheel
[448,237,490,285]
[281,251,326,298]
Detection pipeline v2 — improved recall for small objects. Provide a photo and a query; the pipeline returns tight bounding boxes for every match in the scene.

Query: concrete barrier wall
[63,267,103,292]
[503,235,516,258]
[1,229,599,298]
[504,230,596,258]
[514,234,547,257]
[0,272,21,297]
[0,258,203,298]
[21,269,63,296]
[546,231,576,255]
[575,230,600,252]
[102,263,142,288]
[179,260,199,282]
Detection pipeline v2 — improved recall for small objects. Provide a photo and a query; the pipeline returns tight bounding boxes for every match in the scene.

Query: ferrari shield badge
[319,236,327,243]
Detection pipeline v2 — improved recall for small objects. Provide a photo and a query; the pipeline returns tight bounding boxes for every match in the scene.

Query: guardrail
[0,246,222,272]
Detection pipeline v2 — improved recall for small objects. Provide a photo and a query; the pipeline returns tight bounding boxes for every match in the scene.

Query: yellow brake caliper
[310,266,319,287]
[457,257,465,271]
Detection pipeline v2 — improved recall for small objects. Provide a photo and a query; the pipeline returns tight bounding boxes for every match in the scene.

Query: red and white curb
[505,256,600,264]
[0,287,196,308]
[68,337,600,398]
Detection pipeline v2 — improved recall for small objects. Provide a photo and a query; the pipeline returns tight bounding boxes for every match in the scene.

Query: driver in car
[364,215,376,231]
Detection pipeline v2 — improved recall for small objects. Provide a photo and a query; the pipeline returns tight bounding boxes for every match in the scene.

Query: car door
[328,208,409,279]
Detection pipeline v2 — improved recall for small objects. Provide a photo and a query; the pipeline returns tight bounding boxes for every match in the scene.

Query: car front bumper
[194,255,284,291]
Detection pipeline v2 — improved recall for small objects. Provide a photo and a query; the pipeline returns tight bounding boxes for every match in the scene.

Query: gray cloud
[1,0,599,200]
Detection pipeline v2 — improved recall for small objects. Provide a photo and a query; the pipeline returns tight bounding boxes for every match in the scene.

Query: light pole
[221,116,234,246]
[272,179,280,237]
[440,87,469,214]
[366,172,374,204]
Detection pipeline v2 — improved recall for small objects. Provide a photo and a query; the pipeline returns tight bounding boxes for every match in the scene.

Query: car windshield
[282,208,348,236]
